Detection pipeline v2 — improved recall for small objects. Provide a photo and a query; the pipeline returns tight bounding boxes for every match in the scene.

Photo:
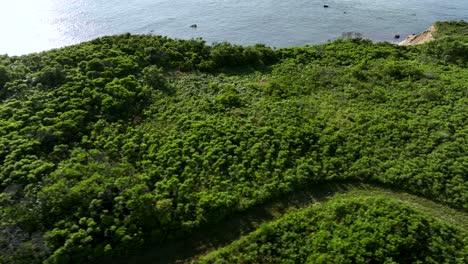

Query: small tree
[141,65,166,89]
[0,65,11,88]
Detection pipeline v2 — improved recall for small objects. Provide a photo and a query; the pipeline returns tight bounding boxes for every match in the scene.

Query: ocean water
[0,0,467,55]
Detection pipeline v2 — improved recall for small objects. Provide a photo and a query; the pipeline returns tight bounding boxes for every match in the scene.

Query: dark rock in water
[394,34,401,39]
[324,5,329,8]
[190,24,197,28]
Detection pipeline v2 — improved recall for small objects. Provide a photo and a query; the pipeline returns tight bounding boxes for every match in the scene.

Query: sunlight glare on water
[0,0,467,55]
[0,0,60,55]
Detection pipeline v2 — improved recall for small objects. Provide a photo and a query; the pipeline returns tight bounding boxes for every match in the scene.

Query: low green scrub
[198,196,468,264]
[0,21,467,263]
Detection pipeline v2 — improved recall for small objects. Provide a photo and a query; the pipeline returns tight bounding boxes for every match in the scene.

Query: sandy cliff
[399,25,436,46]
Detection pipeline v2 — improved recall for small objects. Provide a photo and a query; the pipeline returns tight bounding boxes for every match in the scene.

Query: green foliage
[0,65,10,88]
[418,20,468,66]
[198,196,468,264]
[141,65,166,90]
[209,43,277,69]
[434,21,468,38]
[0,21,467,263]
[422,37,468,66]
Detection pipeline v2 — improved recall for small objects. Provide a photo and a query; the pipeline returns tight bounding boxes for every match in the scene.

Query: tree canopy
[0,21,467,263]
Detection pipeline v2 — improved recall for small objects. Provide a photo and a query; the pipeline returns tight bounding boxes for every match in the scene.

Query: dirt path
[113,182,467,264]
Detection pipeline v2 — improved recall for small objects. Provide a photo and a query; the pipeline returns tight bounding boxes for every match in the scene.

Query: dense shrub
[0,21,467,263]
[198,196,468,264]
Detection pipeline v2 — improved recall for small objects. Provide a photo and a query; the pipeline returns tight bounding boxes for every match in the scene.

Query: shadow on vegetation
[111,178,468,264]
[215,65,274,77]
[112,181,355,264]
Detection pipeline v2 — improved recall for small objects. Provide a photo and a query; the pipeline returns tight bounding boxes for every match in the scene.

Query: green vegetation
[121,183,468,264]
[198,195,467,264]
[0,21,467,263]
[433,21,468,38]
[423,21,468,66]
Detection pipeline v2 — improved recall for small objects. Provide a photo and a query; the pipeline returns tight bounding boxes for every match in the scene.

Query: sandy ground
[399,25,436,46]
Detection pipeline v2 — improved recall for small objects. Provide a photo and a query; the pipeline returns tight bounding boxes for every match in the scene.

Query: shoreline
[399,25,437,46]
[1,24,442,57]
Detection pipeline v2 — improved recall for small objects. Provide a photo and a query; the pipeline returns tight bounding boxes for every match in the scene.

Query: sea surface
[1,0,467,55]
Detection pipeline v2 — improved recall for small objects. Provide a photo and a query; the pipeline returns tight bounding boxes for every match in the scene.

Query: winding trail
[114,182,467,264]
